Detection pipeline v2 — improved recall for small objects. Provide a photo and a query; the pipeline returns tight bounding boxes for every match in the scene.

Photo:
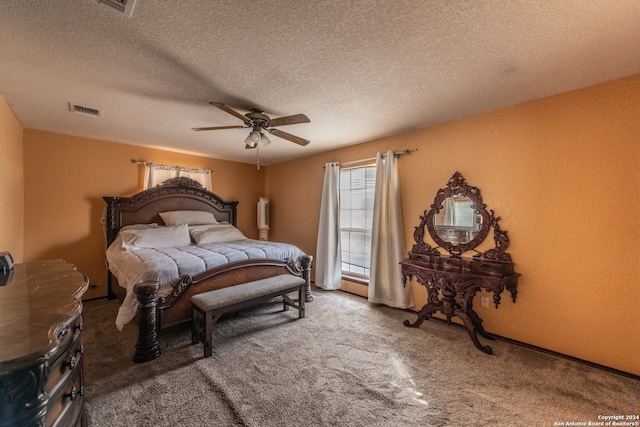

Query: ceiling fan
[192,102,310,149]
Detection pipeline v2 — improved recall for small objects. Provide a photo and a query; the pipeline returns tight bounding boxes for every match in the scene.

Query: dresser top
[0,261,88,372]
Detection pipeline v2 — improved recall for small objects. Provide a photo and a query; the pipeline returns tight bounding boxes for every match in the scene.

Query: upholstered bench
[191,274,306,358]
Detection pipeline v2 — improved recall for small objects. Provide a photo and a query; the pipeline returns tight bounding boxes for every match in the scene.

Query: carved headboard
[103,177,239,247]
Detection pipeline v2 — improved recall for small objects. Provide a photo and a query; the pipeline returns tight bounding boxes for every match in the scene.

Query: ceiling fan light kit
[244,130,260,148]
[244,130,270,149]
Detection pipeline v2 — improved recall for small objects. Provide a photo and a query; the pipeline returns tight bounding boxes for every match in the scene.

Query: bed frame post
[133,282,161,363]
[301,255,313,302]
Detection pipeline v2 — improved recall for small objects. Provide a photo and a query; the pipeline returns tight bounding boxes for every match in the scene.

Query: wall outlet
[481,296,490,308]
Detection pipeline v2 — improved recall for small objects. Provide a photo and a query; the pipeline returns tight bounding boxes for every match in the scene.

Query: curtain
[368,151,413,308]
[315,162,342,290]
[143,163,212,191]
[443,197,455,225]
[178,168,212,191]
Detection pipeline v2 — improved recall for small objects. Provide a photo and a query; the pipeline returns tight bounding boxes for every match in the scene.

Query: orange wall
[0,93,24,261]
[265,75,640,375]
[23,130,264,300]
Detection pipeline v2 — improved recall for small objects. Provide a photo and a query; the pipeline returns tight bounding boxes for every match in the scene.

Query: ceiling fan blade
[209,102,250,122]
[268,114,310,127]
[192,125,245,131]
[269,128,310,146]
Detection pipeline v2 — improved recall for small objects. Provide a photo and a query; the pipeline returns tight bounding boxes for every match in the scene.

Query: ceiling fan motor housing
[246,109,271,128]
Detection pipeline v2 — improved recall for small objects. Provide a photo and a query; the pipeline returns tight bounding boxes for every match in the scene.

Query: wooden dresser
[0,261,89,427]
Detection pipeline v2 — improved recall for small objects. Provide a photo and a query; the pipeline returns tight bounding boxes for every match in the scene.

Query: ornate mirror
[412,172,511,260]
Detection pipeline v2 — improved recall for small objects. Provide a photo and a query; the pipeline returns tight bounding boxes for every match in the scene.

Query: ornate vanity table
[402,172,519,354]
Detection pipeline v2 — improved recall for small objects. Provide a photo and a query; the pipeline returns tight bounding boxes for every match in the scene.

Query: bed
[103,177,313,363]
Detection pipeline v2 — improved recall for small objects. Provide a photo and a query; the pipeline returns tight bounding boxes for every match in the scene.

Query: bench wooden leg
[191,306,200,345]
[298,284,305,319]
[281,286,305,319]
[203,311,213,358]
[203,313,223,358]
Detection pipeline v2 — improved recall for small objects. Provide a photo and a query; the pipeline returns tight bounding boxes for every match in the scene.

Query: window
[340,165,376,279]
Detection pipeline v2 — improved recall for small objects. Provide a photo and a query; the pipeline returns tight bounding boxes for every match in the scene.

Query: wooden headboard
[103,177,239,247]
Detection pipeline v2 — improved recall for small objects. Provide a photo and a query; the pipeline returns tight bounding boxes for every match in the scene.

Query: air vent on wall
[97,0,136,17]
[69,103,102,118]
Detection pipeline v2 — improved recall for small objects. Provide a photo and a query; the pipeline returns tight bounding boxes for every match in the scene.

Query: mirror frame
[427,172,490,255]
[413,172,504,257]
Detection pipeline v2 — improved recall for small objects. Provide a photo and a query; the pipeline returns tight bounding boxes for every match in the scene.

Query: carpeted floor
[82,287,639,426]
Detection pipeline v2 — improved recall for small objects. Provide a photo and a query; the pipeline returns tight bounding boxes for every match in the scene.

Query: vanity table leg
[456,309,493,354]
[404,283,441,328]
[404,303,439,328]
[456,310,493,354]
[459,288,496,350]
[467,308,495,341]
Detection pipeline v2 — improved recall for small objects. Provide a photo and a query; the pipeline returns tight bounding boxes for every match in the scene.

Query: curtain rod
[324,148,417,168]
[131,159,212,174]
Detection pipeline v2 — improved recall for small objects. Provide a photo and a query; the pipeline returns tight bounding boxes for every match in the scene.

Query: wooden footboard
[132,255,313,363]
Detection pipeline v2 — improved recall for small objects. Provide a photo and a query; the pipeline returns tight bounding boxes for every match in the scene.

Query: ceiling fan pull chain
[256,144,260,170]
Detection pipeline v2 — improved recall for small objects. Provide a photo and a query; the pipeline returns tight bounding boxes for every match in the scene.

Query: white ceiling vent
[69,103,102,118]
[97,0,136,17]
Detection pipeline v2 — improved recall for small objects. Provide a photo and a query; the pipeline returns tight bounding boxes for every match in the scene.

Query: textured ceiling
[1,0,640,165]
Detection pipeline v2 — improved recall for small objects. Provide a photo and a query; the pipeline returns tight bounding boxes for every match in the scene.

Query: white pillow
[120,224,191,248]
[159,210,219,226]
[190,224,247,244]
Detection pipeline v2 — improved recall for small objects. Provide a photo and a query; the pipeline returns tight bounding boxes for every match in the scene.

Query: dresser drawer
[45,315,85,427]
[47,356,84,427]
[45,316,84,392]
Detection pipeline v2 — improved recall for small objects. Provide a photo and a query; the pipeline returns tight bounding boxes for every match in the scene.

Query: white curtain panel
[144,163,178,189]
[315,162,342,290]
[368,151,414,308]
[443,197,455,226]
[143,163,212,191]
[178,169,212,191]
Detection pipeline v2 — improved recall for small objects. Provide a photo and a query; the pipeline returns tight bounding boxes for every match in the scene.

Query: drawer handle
[75,345,85,355]
[64,387,78,401]
[57,328,68,340]
[63,356,77,371]
[63,386,84,401]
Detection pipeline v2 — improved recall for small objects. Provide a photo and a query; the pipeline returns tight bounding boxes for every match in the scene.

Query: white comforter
[106,230,305,330]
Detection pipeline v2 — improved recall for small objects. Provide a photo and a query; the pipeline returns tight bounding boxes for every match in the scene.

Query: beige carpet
[82,287,639,426]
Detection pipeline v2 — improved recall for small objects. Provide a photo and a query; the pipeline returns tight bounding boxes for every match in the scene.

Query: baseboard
[414,312,640,381]
[490,333,639,381]
[334,287,639,381]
